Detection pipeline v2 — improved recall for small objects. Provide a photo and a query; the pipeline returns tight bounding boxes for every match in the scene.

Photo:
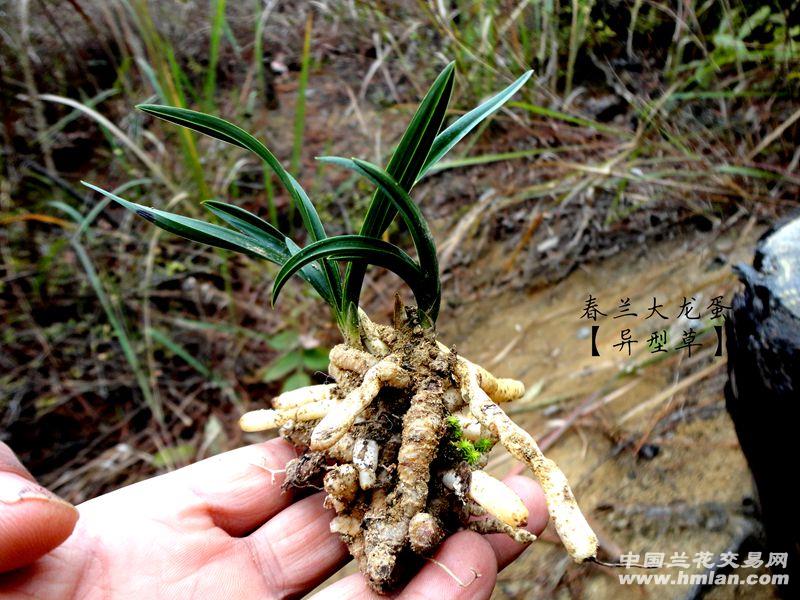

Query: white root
[436,341,525,403]
[353,438,380,489]
[468,515,538,544]
[450,411,482,441]
[324,464,359,512]
[272,384,337,409]
[310,359,410,451]
[327,432,356,463]
[456,361,598,563]
[469,471,529,528]
[443,469,528,528]
[239,399,335,432]
[330,514,362,537]
[330,344,377,374]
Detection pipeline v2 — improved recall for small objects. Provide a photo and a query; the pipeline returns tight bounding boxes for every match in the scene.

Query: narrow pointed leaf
[203,200,335,304]
[419,70,533,178]
[136,104,326,240]
[137,104,341,310]
[363,61,456,238]
[285,237,337,306]
[319,156,441,319]
[82,182,287,264]
[203,200,288,258]
[344,62,455,313]
[272,235,432,314]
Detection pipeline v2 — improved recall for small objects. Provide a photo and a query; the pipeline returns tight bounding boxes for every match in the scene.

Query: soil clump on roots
[240,301,598,593]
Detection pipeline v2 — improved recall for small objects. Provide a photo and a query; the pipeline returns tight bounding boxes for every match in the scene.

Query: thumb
[0,442,78,573]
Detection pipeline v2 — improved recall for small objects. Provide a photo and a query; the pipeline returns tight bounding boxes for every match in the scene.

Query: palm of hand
[1,439,547,600]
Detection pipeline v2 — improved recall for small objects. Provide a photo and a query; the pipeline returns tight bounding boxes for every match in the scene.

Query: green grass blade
[149,327,215,381]
[419,70,533,177]
[272,235,432,314]
[290,12,313,176]
[203,0,227,111]
[509,100,631,137]
[320,156,441,319]
[70,238,161,423]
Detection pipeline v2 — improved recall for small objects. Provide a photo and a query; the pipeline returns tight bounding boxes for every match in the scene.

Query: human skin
[0,439,548,599]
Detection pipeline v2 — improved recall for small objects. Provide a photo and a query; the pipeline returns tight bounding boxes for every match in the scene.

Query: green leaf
[282,370,311,392]
[202,200,335,305]
[364,61,456,238]
[420,70,533,177]
[260,350,303,382]
[136,104,341,309]
[284,237,337,306]
[272,235,433,314]
[203,200,286,249]
[343,62,455,313]
[266,330,299,351]
[302,347,330,371]
[82,182,287,264]
[319,156,441,319]
[136,105,326,240]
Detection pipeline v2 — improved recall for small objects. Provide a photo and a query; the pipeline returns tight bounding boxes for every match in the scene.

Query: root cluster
[241,302,598,593]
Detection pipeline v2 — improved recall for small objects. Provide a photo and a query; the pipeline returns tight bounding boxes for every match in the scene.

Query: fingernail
[0,473,75,509]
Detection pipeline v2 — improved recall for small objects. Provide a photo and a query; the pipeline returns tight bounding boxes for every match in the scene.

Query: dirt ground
[434,220,776,599]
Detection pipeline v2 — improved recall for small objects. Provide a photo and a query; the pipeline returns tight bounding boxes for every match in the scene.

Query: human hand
[0,438,548,599]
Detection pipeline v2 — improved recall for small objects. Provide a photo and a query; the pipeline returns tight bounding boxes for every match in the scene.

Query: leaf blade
[202,200,288,258]
[343,62,456,316]
[135,105,342,312]
[319,156,441,319]
[202,200,336,304]
[420,70,533,178]
[82,182,287,263]
[272,235,432,314]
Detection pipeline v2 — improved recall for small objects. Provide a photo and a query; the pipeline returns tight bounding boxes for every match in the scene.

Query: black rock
[725,214,800,597]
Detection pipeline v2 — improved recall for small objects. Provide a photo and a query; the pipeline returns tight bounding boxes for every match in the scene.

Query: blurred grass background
[1,0,798,519]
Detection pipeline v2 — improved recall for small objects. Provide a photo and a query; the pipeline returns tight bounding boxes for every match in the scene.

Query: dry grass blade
[35,93,175,191]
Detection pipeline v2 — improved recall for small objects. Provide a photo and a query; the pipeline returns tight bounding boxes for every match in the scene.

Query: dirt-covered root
[435,341,524,403]
[468,514,538,543]
[239,305,598,592]
[456,360,599,562]
[363,384,445,589]
[310,357,409,451]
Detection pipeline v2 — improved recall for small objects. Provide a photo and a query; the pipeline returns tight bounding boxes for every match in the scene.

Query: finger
[311,530,499,600]
[0,443,78,573]
[180,438,298,536]
[484,475,549,570]
[245,492,348,597]
[0,443,35,482]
